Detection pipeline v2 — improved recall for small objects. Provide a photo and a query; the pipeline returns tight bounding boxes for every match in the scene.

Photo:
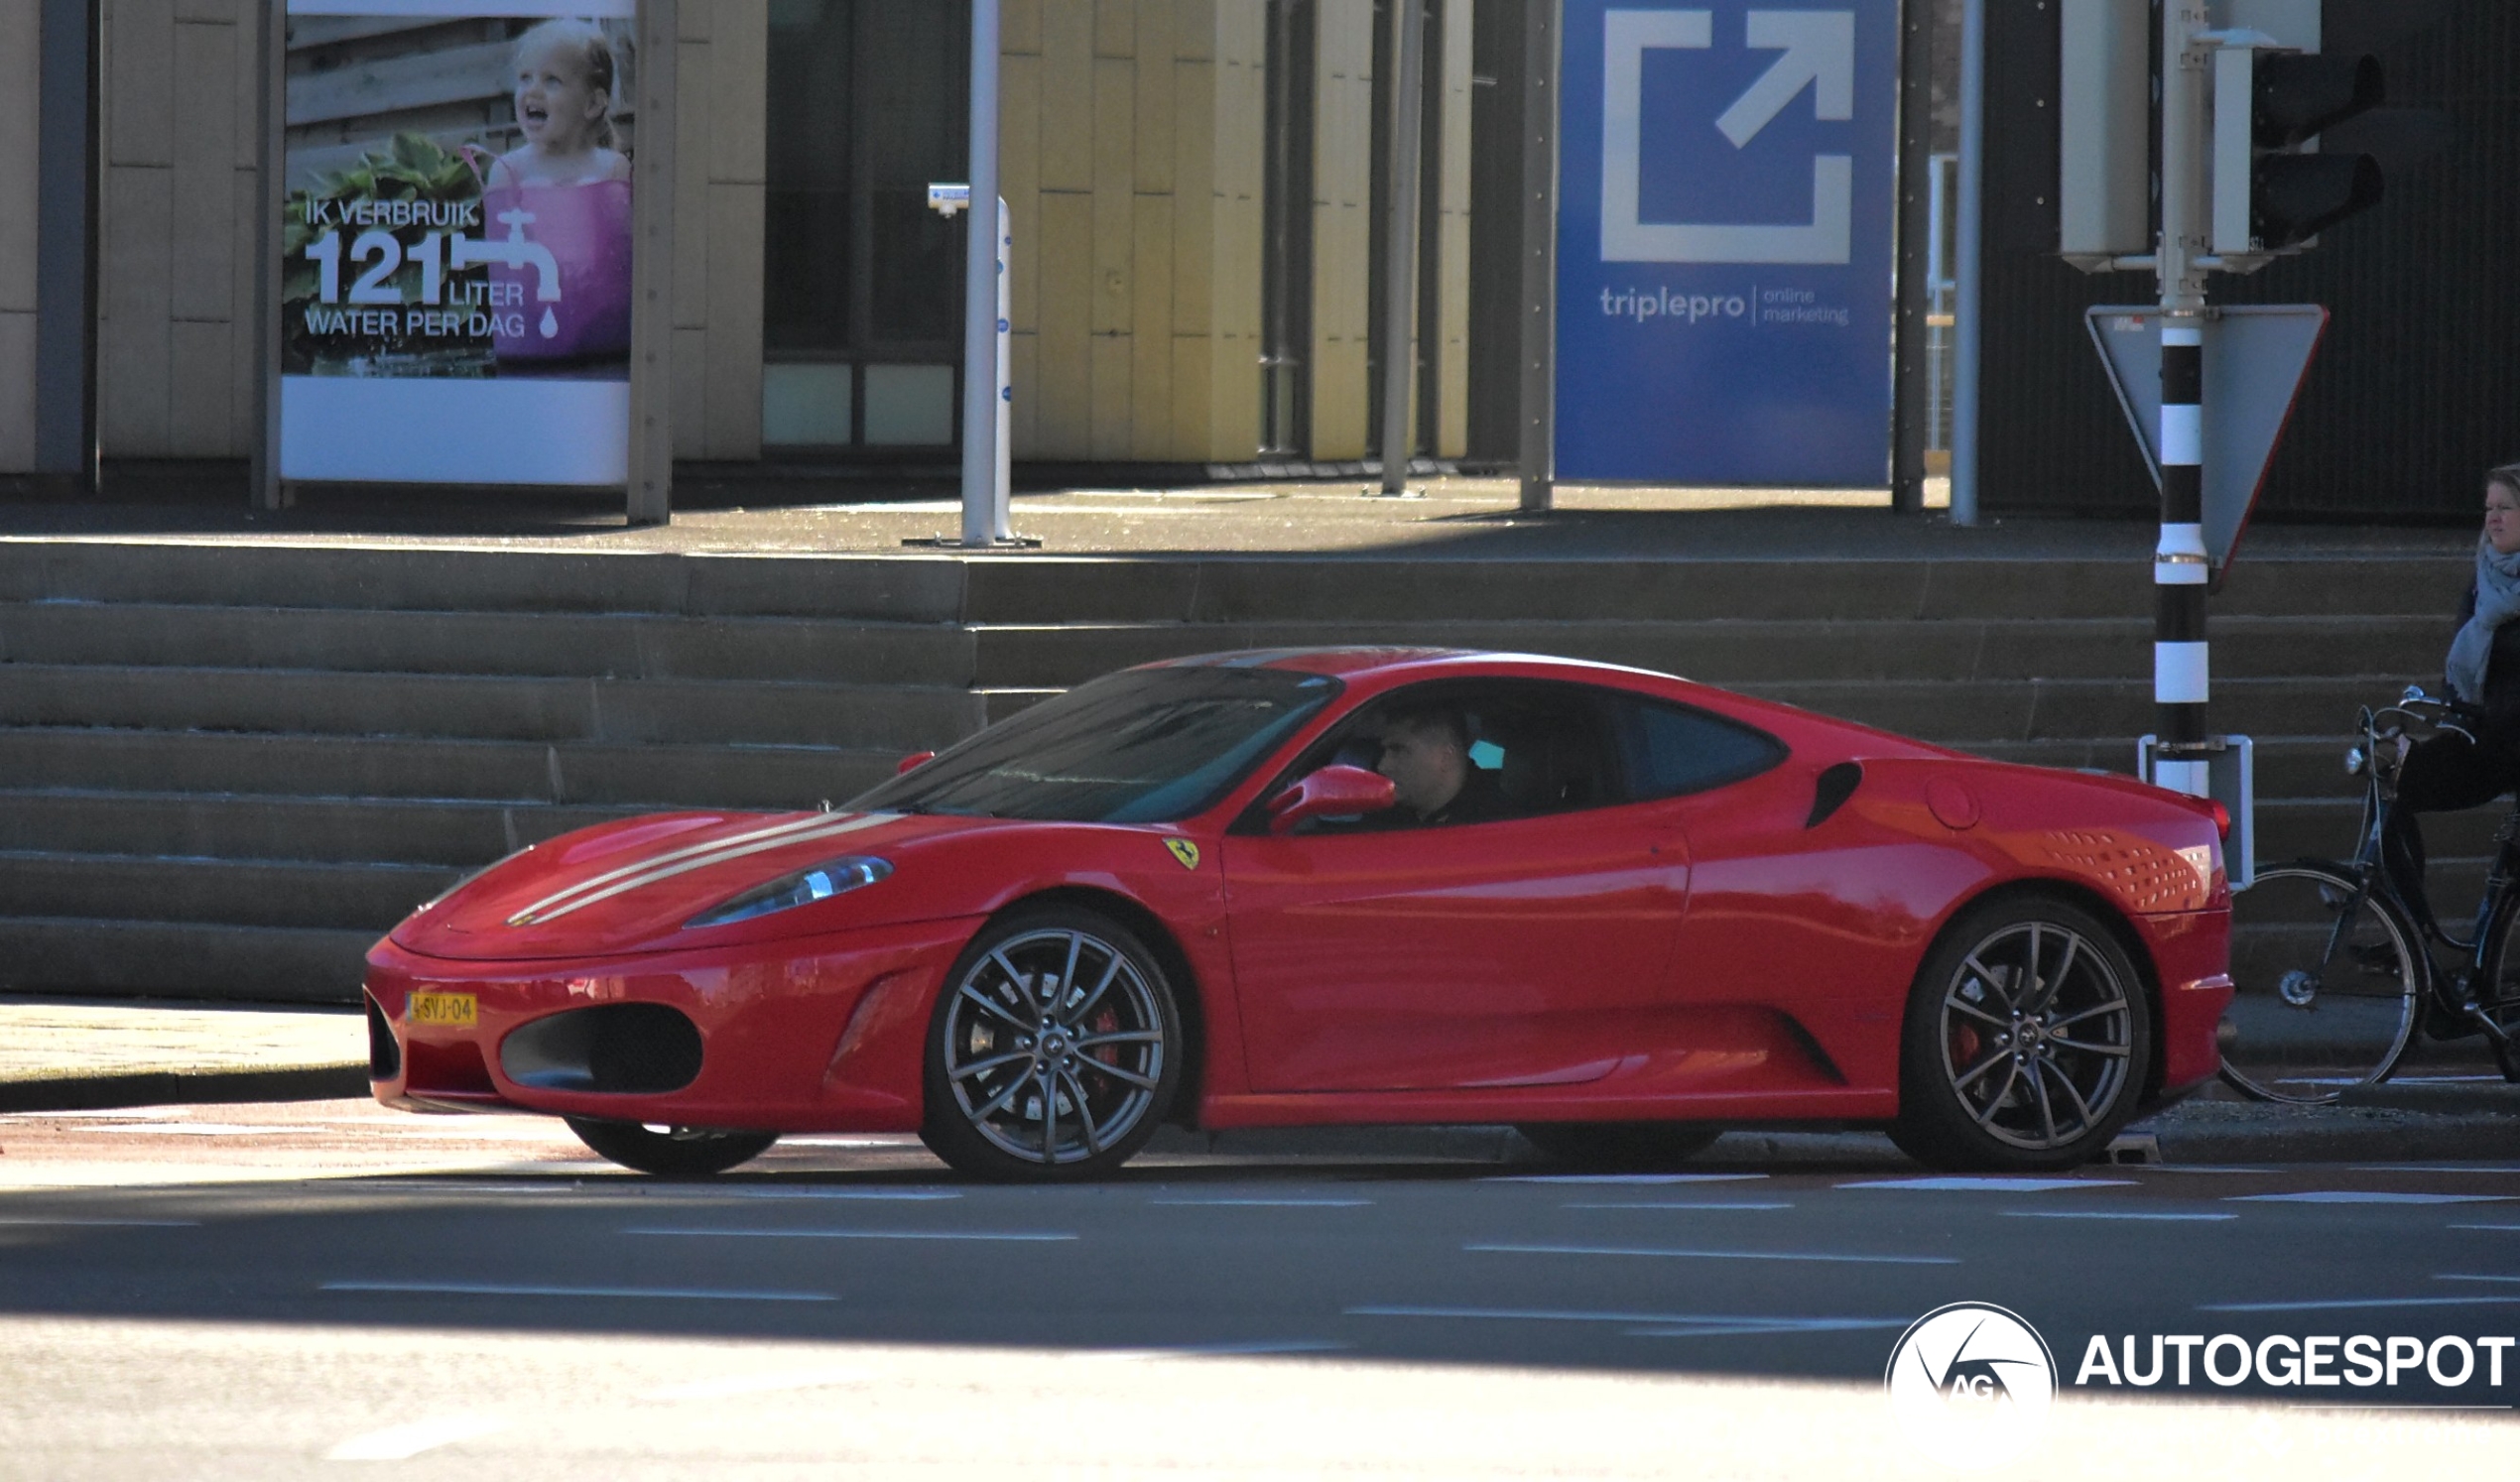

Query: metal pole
[993,194,1011,540]
[958,0,1002,548]
[251,0,283,510]
[1948,0,1984,526]
[1516,0,1559,513]
[2152,0,2212,797]
[1376,0,1426,495]
[34,0,98,495]
[1887,0,1933,514]
[625,0,678,526]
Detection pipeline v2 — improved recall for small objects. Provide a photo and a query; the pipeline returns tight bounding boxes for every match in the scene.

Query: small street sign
[2084,304,2329,579]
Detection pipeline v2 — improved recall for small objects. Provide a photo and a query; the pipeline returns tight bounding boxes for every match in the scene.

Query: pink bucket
[476,178,634,367]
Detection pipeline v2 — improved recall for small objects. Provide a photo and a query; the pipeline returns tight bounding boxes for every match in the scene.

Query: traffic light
[2210,45,2386,255]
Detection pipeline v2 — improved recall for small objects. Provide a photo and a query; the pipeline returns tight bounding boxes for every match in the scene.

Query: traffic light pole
[2151,0,2214,799]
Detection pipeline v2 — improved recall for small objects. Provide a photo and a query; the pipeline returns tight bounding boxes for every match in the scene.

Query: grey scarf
[2446,536,2520,705]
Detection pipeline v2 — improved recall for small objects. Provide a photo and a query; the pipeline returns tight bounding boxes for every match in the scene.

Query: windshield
[848,666,1342,823]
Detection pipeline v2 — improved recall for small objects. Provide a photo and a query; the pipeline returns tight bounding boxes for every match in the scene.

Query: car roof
[1151,647,1660,681]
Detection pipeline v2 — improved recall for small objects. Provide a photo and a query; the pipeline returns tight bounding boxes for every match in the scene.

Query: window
[761,0,967,450]
[1251,679,1623,832]
[1610,695,1789,801]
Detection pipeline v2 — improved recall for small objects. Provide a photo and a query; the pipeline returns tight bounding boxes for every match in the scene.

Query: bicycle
[2221,686,2520,1104]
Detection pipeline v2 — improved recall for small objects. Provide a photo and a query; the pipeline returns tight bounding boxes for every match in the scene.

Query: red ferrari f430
[365,650,2233,1178]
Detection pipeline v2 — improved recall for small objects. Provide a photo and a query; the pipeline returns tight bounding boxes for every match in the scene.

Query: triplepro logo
[1883,1302,2057,1471]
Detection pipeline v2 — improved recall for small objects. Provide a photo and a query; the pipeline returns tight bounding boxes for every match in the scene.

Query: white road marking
[1839,1176,2135,1192]
[1466,1243,1956,1266]
[2227,1191,2511,1204]
[322,1280,834,1301]
[94,1123,326,1136]
[779,1138,923,1148]
[1347,1304,1906,1334]
[2438,1274,2520,1285]
[323,1415,507,1461]
[623,1226,1075,1242]
[2351,1165,2520,1174]
[2452,1223,2520,1232]
[1150,1197,1375,1207]
[2202,1295,2520,1313]
[2002,1210,2234,1222]
[668,1188,961,1202]
[2140,1166,2277,1175]
[639,1366,876,1401]
[0,1217,199,1227]
[1485,1173,1769,1184]
[1561,1201,1793,1211]
[1083,1340,1352,1361]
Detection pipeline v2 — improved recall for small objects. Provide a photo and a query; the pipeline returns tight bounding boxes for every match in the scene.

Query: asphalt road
[1,1101,2515,1478]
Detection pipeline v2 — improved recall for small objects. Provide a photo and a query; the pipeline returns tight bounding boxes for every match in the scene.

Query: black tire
[920,905,1185,1181]
[2220,861,2420,1103]
[565,1117,778,1176]
[1515,1123,1722,1170]
[1892,897,2154,1173]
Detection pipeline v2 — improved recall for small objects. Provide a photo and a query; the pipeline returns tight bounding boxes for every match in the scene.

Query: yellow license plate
[407,991,477,1029]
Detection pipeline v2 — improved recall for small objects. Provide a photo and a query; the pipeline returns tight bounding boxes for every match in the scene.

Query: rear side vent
[1806,762,1863,828]
[500,1003,703,1094]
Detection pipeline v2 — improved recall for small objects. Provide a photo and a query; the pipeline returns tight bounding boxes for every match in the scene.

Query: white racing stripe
[324,1415,508,1461]
[506,812,895,926]
[1466,1243,1957,1266]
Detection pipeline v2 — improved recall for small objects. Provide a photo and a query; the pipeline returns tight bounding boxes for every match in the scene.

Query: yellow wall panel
[1130,193,1173,458]
[1090,56,1133,335]
[1089,331,1132,459]
[1038,1,1093,191]
[1033,187,1094,458]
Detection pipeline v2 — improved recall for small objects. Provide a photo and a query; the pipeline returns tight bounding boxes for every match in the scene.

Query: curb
[0,1064,369,1115]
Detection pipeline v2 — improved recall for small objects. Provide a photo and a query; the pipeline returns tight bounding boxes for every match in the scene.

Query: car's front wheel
[565,1118,779,1176]
[921,905,1185,1180]
[1891,897,2153,1172]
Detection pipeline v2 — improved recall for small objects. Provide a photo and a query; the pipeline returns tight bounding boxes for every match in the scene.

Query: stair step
[0,916,379,1004]
[0,792,636,867]
[0,601,973,685]
[0,852,450,931]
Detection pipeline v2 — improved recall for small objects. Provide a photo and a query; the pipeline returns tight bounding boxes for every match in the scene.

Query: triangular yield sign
[2084,305,2329,580]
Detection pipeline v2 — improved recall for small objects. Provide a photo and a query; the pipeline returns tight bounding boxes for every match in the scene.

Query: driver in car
[1373,705,1508,826]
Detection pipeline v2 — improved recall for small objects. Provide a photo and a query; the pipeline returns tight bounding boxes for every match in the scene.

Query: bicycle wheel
[2221,860,2421,1104]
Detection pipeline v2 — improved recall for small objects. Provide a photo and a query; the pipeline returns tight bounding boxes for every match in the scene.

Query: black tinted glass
[1618,696,1789,800]
[849,667,1341,823]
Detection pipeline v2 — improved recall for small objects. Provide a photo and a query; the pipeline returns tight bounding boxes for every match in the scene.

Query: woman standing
[2385,465,2520,936]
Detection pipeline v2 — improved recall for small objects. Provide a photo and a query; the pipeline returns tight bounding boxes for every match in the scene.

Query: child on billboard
[470,18,634,374]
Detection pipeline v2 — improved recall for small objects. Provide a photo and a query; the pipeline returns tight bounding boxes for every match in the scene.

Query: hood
[392,808,979,961]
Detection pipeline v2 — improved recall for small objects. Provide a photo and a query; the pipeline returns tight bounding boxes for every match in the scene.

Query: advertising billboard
[280,0,637,485]
[1554,0,1898,486]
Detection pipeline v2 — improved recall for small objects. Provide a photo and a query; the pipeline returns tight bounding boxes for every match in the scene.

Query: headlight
[684,856,893,929]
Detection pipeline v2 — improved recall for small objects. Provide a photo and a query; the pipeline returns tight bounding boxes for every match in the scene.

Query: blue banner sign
[1556,0,1898,486]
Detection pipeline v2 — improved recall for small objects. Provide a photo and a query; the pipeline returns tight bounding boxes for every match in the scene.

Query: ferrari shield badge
[1164,839,1200,871]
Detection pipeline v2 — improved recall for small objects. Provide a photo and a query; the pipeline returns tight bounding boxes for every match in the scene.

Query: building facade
[0,0,1507,486]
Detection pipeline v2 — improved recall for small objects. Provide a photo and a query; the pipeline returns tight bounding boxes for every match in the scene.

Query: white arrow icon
[1597,9,1858,265]
[1716,10,1855,148]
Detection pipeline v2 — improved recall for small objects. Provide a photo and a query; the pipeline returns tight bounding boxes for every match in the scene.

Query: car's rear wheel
[921,905,1184,1181]
[1891,897,2153,1173]
[565,1118,779,1176]
[1515,1123,1722,1169]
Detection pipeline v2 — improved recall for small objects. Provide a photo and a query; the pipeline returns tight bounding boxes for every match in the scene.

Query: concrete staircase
[0,540,2469,1005]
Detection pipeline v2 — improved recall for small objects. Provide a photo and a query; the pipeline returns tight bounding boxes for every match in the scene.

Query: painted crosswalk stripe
[1562,1201,1794,1211]
[1466,1242,1955,1266]
[323,1280,834,1301]
[1150,1198,1374,1207]
[1348,1304,1906,1334]
[623,1226,1075,1241]
[2002,1210,2234,1222]
[1485,1173,1769,1184]
[2201,1295,2520,1313]
[2226,1192,2510,1205]
[0,1217,200,1227]
[1839,1176,2135,1192]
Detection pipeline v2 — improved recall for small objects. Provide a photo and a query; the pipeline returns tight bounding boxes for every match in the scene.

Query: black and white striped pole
[2148,0,2214,800]
[2153,320,2211,797]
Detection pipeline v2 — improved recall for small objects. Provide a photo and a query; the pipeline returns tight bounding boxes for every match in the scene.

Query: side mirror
[896,751,937,775]
[1265,765,1397,835]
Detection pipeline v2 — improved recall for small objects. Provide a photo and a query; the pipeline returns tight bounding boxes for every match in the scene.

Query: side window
[1247,679,1623,831]
[1614,695,1788,801]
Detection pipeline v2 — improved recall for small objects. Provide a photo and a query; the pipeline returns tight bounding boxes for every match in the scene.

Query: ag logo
[1163,839,1200,871]
[1883,1301,2055,1471]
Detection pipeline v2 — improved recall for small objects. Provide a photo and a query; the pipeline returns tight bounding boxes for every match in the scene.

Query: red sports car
[365,649,2233,1178]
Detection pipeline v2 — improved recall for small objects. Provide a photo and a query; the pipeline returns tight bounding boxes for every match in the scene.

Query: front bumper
[363,915,982,1132]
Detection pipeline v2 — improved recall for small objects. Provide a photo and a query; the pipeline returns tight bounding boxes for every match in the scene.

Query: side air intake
[1806,762,1863,828]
